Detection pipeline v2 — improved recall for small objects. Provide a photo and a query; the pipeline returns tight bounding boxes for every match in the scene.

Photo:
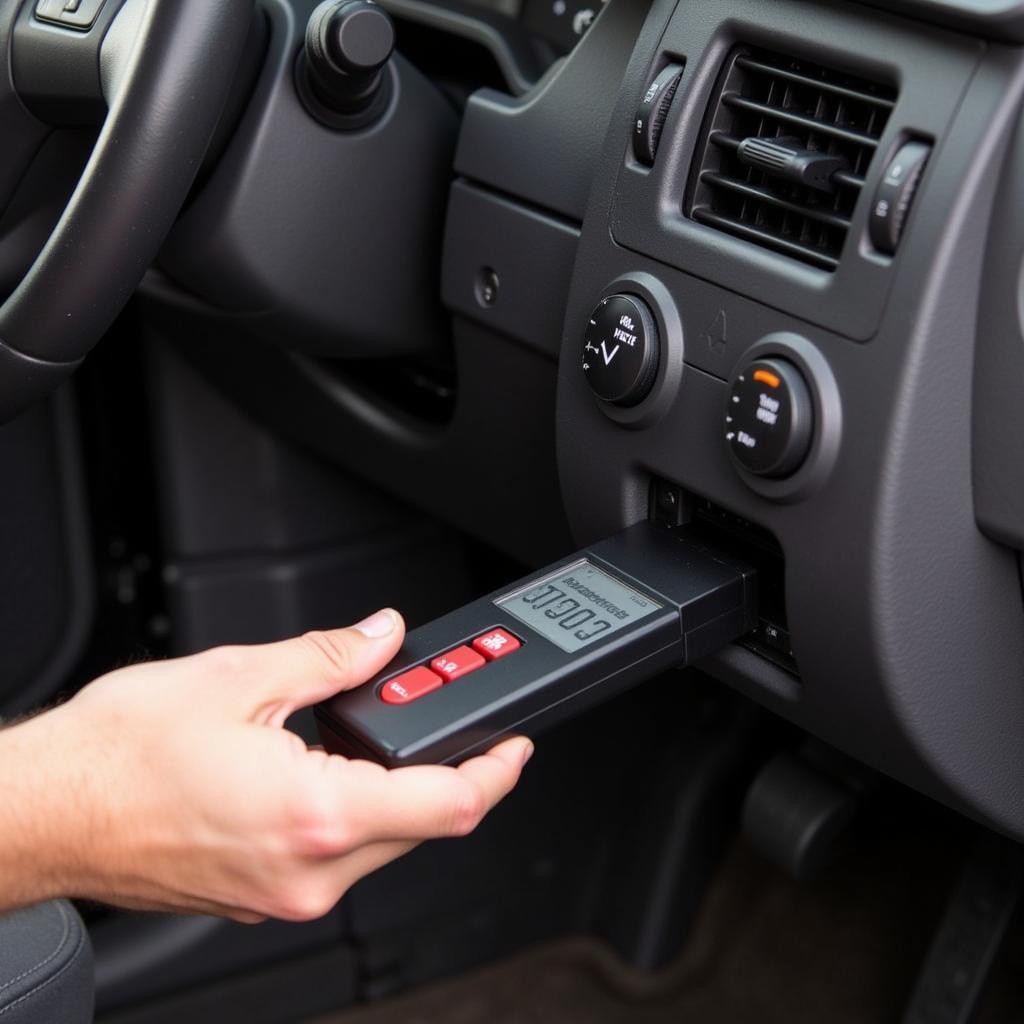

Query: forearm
[0,709,82,913]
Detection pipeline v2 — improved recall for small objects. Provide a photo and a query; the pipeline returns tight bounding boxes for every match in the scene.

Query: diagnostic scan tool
[316,522,758,766]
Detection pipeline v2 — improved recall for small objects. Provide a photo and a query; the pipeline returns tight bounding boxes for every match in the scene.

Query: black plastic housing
[316,522,757,766]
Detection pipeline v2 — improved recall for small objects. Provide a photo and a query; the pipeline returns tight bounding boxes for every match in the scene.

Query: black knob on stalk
[300,0,395,128]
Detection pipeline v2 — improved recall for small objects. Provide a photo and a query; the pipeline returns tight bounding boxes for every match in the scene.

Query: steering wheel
[0,0,253,421]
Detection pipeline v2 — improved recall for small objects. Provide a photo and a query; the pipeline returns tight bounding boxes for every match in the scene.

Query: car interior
[4,0,1024,1020]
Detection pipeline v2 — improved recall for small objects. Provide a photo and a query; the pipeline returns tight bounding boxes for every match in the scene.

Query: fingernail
[521,740,535,767]
[354,609,397,639]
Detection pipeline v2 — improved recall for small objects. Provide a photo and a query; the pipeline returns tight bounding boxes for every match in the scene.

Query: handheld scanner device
[315,521,758,767]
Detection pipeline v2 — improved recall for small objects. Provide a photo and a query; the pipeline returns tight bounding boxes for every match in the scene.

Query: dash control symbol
[581,294,659,406]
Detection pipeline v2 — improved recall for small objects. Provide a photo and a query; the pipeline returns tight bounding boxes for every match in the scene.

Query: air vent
[687,48,897,271]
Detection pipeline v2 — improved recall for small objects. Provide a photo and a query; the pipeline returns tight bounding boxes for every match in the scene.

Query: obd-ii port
[650,479,797,676]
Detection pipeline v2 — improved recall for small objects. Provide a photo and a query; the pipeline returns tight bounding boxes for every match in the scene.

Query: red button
[472,628,522,661]
[380,666,443,705]
[430,645,486,683]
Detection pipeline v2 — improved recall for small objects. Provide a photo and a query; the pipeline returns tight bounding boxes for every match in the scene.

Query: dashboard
[143,0,1024,840]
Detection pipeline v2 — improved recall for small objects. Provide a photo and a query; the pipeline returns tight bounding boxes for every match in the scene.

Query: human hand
[0,610,532,921]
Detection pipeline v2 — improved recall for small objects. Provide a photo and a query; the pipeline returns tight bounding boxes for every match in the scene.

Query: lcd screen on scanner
[496,560,662,653]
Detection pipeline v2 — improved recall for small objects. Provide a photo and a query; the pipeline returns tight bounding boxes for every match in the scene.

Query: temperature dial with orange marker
[726,357,813,478]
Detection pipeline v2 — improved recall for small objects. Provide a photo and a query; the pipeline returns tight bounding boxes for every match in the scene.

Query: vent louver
[687,48,897,271]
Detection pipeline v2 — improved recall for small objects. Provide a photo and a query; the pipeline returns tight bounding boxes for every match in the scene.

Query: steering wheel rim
[0,0,254,420]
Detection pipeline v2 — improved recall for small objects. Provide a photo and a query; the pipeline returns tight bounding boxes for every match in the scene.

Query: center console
[552,0,1024,837]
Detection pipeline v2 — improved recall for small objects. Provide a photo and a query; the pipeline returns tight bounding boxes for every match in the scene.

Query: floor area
[315,800,1004,1024]
[104,791,1024,1024]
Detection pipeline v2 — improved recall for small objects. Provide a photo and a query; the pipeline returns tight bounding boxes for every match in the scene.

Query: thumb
[243,609,405,725]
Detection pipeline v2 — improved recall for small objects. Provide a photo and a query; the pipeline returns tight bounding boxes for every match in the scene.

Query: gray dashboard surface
[556,0,1024,839]
[866,0,1024,41]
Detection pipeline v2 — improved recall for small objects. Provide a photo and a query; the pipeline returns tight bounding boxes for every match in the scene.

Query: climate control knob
[726,358,813,477]
[582,294,659,406]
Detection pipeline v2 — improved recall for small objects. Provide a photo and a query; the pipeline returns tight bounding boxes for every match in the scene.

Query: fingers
[315,736,534,849]
[264,739,534,921]
[218,609,406,724]
[266,839,419,922]
[328,838,418,900]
